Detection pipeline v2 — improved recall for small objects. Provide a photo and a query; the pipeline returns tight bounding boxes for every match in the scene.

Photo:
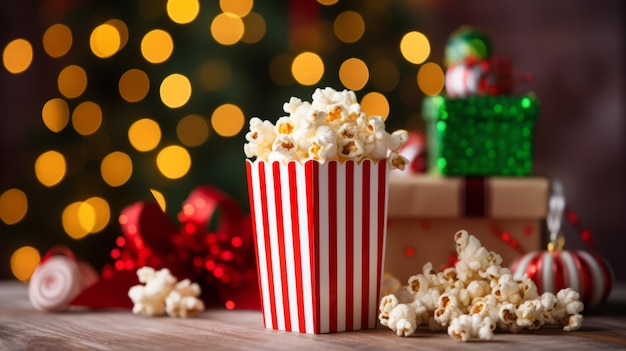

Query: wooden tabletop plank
[1,281,625,350]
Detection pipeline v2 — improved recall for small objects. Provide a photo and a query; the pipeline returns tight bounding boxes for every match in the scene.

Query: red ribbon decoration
[68,185,261,310]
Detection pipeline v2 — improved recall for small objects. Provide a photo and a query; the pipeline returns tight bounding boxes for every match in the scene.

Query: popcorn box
[385,174,548,282]
[246,159,390,334]
[422,94,540,176]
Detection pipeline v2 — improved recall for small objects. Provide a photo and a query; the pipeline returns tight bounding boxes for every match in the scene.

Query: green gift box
[422,94,540,176]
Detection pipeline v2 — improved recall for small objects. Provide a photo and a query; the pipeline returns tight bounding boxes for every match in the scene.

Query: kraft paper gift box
[246,159,389,334]
[385,174,548,282]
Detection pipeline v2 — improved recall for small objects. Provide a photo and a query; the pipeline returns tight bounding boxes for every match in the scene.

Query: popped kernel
[378,230,585,341]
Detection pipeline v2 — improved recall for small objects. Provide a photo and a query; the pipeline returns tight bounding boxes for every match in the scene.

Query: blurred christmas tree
[1,0,443,280]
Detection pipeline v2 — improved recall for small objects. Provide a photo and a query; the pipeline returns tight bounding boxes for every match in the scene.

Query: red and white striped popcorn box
[245,159,390,334]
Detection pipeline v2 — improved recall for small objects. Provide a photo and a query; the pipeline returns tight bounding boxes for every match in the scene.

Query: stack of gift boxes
[385,27,548,282]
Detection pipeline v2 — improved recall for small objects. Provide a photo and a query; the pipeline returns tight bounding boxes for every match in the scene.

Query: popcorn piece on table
[378,230,585,342]
[243,87,409,169]
[128,267,205,318]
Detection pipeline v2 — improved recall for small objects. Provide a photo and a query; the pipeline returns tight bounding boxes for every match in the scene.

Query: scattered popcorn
[379,230,585,342]
[128,267,205,318]
[244,87,409,169]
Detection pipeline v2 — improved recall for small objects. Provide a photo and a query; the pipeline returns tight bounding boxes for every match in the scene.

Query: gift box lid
[388,174,548,219]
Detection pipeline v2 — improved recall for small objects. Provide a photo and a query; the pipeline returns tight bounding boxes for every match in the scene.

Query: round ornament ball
[511,248,613,310]
[445,26,492,67]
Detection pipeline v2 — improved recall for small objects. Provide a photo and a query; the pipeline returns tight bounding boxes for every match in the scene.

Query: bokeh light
[417,62,445,96]
[220,0,253,17]
[317,0,338,5]
[333,11,365,43]
[57,65,87,98]
[101,151,133,187]
[167,0,200,24]
[292,52,324,86]
[156,145,191,179]
[160,73,192,108]
[400,31,430,64]
[339,57,369,91]
[360,92,389,120]
[211,104,245,137]
[106,19,129,49]
[119,68,150,102]
[269,54,294,86]
[43,24,73,58]
[35,151,66,187]
[241,12,266,44]
[150,189,167,212]
[42,98,70,133]
[63,201,90,239]
[72,101,102,136]
[141,29,174,64]
[10,246,40,282]
[0,188,28,225]
[198,59,232,91]
[2,38,33,74]
[370,60,400,92]
[211,12,244,45]
[128,118,162,151]
[177,114,210,147]
[84,196,110,233]
[90,23,121,58]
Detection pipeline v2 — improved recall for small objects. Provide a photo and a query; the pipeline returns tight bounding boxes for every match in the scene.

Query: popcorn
[128,267,205,318]
[378,230,585,341]
[244,87,408,169]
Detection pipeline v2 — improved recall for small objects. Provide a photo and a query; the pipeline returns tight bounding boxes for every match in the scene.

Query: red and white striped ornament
[510,180,613,310]
[445,58,493,98]
[511,248,613,309]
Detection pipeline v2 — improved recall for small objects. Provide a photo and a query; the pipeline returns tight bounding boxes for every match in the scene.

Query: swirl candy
[28,252,98,311]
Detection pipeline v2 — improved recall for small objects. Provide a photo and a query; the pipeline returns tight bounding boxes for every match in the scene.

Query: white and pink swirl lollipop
[28,251,98,311]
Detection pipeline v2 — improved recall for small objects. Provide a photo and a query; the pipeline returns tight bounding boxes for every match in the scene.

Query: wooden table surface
[1,280,625,351]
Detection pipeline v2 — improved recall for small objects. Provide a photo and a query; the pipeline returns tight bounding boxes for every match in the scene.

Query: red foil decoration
[47,185,260,311]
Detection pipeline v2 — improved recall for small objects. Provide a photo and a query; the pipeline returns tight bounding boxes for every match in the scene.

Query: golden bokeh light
[160,73,192,108]
[10,246,40,282]
[42,98,70,133]
[333,11,365,44]
[101,151,133,187]
[106,19,129,50]
[3,38,33,74]
[150,189,167,212]
[35,150,66,187]
[72,101,102,136]
[177,114,210,147]
[317,0,338,5]
[141,29,174,64]
[269,54,294,86]
[292,52,324,86]
[417,62,445,96]
[167,0,200,24]
[156,145,191,179]
[198,59,231,91]
[360,92,389,120]
[128,118,161,151]
[220,0,253,17]
[211,12,244,46]
[90,23,121,58]
[58,65,87,99]
[339,57,369,91]
[43,24,73,58]
[241,12,266,44]
[84,196,110,233]
[119,68,150,102]
[0,188,28,225]
[211,104,245,137]
[400,31,430,65]
[370,60,400,92]
[63,201,90,239]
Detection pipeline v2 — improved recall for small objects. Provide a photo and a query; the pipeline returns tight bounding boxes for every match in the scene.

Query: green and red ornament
[510,181,613,310]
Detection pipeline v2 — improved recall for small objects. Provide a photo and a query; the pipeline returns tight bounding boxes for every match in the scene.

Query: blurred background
[1,0,623,282]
